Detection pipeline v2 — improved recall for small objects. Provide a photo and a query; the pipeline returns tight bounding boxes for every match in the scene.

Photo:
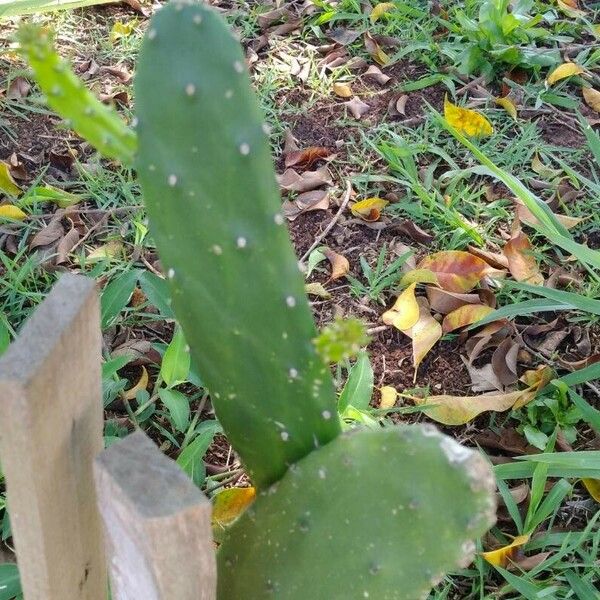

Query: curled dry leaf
[7,76,31,100]
[442,304,495,333]
[508,552,552,572]
[322,247,350,281]
[531,154,561,180]
[379,385,397,409]
[403,297,442,380]
[444,96,493,137]
[482,534,530,567]
[0,162,22,197]
[363,65,391,85]
[56,225,80,264]
[350,197,388,221]
[462,361,504,393]
[503,230,544,285]
[583,87,600,113]
[495,96,517,120]
[87,240,124,262]
[327,27,362,46]
[491,338,520,387]
[546,62,584,86]
[0,204,26,221]
[305,282,331,299]
[393,219,434,243]
[382,283,420,330]
[29,217,65,249]
[333,82,353,98]
[282,190,329,221]
[427,287,481,314]
[364,32,389,65]
[417,250,492,293]
[468,245,509,270]
[515,201,583,230]
[284,147,333,169]
[344,96,371,119]
[370,2,396,22]
[581,479,600,502]
[388,93,408,116]
[122,365,149,400]
[278,166,333,192]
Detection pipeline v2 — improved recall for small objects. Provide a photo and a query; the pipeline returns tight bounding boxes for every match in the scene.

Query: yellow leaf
[370,2,396,22]
[556,0,585,16]
[400,268,439,287]
[495,96,517,120]
[305,282,331,299]
[212,487,256,529]
[403,297,442,379]
[444,95,493,137]
[583,87,600,113]
[0,204,26,221]
[546,62,584,86]
[350,197,388,221]
[531,153,561,180]
[364,33,390,66]
[482,534,530,567]
[0,162,22,197]
[582,479,600,502]
[379,385,397,409]
[87,240,124,262]
[323,247,350,281]
[333,82,353,98]
[382,283,420,330]
[110,20,136,44]
[122,366,148,400]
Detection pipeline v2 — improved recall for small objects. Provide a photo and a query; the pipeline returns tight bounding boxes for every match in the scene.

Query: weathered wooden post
[94,430,217,600]
[0,274,106,599]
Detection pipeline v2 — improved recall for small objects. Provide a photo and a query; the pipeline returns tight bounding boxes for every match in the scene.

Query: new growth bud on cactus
[135,0,340,489]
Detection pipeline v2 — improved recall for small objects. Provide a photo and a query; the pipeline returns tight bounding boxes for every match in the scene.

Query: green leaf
[176,420,220,486]
[1,0,115,17]
[338,351,374,411]
[138,271,174,318]
[508,282,600,316]
[160,328,190,387]
[566,388,600,433]
[0,564,21,600]
[471,299,570,328]
[564,569,600,600]
[100,270,139,329]
[0,316,10,357]
[158,388,190,433]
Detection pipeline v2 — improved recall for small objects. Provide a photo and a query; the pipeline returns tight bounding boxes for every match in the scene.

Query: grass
[1,0,600,596]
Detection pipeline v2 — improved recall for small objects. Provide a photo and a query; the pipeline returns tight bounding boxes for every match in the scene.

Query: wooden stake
[0,274,106,599]
[94,430,216,600]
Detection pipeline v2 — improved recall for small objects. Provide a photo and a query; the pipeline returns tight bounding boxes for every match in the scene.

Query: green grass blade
[507,282,600,316]
[471,299,572,328]
[0,0,115,17]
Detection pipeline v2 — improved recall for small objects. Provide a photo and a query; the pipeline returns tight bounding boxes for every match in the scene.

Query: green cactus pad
[135,1,340,489]
[18,25,137,165]
[218,426,496,600]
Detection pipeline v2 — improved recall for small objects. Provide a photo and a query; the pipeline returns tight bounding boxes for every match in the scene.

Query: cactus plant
[19,2,497,597]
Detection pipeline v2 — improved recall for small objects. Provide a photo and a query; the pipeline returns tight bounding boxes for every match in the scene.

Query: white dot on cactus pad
[193,14,202,24]
[225,89,233,99]
[274,213,284,225]
[280,431,289,441]
[211,245,223,255]
[234,60,244,73]
[286,296,296,307]
[239,143,250,155]
[288,368,298,379]
[167,268,175,279]
[321,410,331,420]
[236,236,247,248]
[185,83,196,96]
[168,174,177,186]
[148,29,157,40]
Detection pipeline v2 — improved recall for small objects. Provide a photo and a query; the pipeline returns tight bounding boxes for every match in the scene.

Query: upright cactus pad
[135,1,340,489]
[218,426,496,600]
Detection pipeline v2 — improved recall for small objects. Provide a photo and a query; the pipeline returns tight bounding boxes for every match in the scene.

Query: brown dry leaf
[379,385,397,409]
[364,33,390,65]
[305,282,331,299]
[278,167,333,192]
[465,320,513,364]
[323,247,349,281]
[284,147,333,170]
[417,250,493,293]
[403,297,442,380]
[328,27,362,46]
[393,219,434,244]
[515,202,583,230]
[503,230,544,285]
[344,97,371,119]
[258,6,291,29]
[350,197,388,221]
[583,87,600,113]
[122,366,149,400]
[388,93,408,116]
[463,360,505,393]
[56,226,80,264]
[333,82,353,98]
[426,287,481,314]
[29,218,64,250]
[7,76,31,100]
[531,154,561,180]
[508,552,552,571]
[363,65,391,85]
[282,190,329,221]
[482,534,530,567]
[442,304,495,333]
[468,245,509,270]
[491,338,520,387]
[382,283,420,330]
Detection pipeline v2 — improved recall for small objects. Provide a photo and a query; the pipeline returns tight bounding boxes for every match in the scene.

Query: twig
[299,181,352,263]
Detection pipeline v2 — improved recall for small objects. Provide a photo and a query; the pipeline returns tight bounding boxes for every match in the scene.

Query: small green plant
[19,3,497,597]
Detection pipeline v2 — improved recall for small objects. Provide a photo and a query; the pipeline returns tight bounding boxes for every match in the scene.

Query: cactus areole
[135,0,340,489]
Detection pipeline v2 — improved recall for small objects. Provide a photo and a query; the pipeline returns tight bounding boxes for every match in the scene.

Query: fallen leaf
[284,147,333,169]
[364,32,389,65]
[382,283,420,330]
[323,247,349,280]
[546,62,584,86]
[379,385,397,409]
[110,20,137,44]
[344,97,371,119]
[363,65,391,85]
[463,361,504,393]
[212,487,256,529]
[305,282,331,299]
[0,162,22,197]
[282,190,329,221]
[350,197,388,221]
[482,534,530,567]
[444,96,493,137]
[6,76,31,100]
[417,250,492,293]
[370,2,396,22]
[87,240,124,262]
[467,245,509,270]
[427,287,482,315]
[531,154,561,180]
[512,365,553,409]
[503,230,544,285]
[491,338,520,387]
[56,225,80,264]
[442,304,495,333]
[258,6,290,28]
[29,218,64,249]
[0,204,26,221]
[122,366,148,400]
[557,0,585,15]
[581,479,600,502]
[515,202,582,230]
[495,96,517,120]
[333,82,353,98]
[403,297,442,379]
[400,268,439,287]
[393,219,434,243]
[582,87,600,113]
[278,167,333,192]
[388,93,408,116]
[508,552,552,571]
[328,27,362,46]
